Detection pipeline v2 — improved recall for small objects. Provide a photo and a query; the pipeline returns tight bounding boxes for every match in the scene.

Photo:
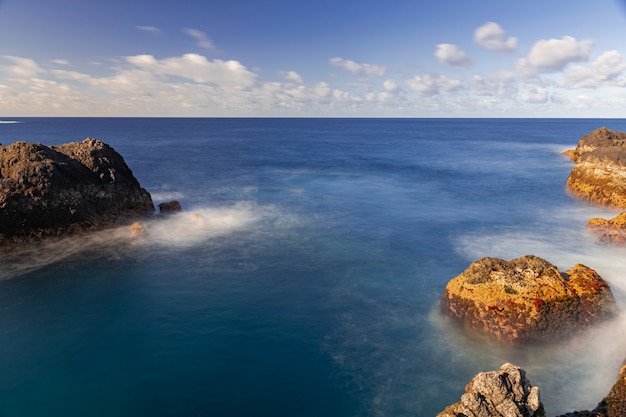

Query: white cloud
[126,53,257,88]
[51,69,91,82]
[282,70,304,84]
[520,86,549,103]
[516,36,592,77]
[182,28,218,52]
[435,44,471,67]
[563,50,626,88]
[137,26,162,35]
[383,79,400,93]
[51,59,70,66]
[406,74,462,96]
[474,22,517,52]
[472,71,517,97]
[314,81,331,99]
[2,56,45,78]
[329,57,386,77]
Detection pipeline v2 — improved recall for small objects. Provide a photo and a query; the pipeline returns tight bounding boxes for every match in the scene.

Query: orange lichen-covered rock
[566,127,626,208]
[441,255,618,344]
[561,148,577,161]
[587,212,626,246]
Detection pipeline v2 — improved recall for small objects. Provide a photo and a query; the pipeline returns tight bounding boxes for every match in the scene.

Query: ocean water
[1,118,626,416]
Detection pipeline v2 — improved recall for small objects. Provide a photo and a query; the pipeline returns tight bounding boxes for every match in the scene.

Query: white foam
[0,202,294,280]
[143,202,266,248]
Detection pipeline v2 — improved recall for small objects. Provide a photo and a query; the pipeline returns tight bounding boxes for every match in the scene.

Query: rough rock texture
[158,200,182,214]
[437,363,546,417]
[0,138,154,245]
[586,212,626,246]
[441,255,618,344]
[566,127,626,208]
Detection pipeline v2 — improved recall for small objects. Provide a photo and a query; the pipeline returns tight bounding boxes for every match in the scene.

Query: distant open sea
[2,118,626,416]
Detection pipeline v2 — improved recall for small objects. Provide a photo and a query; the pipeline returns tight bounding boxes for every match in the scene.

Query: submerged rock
[441,255,618,344]
[437,363,546,417]
[566,127,626,208]
[0,138,154,246]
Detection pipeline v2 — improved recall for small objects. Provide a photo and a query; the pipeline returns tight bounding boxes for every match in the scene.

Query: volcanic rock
[566,127,626,208]
[437,362,546,417]
[0,138,154,245]
[441,255,618,344]
[159,200,182,215]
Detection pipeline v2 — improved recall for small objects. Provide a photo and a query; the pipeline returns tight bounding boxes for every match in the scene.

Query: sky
[1,0,626,117]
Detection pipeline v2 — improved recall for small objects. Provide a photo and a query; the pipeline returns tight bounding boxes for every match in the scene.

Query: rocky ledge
[0,138,154,246]
[441,255,618,344]
[565,127,626,208]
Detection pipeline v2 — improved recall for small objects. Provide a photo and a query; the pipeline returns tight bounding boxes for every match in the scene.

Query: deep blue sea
[2,118,626,416]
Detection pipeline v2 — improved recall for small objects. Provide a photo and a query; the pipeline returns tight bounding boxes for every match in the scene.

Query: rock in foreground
[0,138,154,245]
[441,255,617,344]
[566,127,626,208]
[437,363,546,417]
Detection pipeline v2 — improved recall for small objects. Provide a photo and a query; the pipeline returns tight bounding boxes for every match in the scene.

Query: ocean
[1,118,626,416]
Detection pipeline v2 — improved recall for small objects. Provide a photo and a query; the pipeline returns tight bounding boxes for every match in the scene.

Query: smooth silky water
[1,118,626,416]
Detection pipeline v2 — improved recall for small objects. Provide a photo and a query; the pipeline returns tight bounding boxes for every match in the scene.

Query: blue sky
[1,0,626,117]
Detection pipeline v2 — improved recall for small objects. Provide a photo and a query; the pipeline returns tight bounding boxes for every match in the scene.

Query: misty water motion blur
[1,118,626,417]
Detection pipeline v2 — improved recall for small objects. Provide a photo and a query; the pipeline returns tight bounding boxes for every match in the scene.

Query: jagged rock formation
[587,212,626,246]
[439,361,626,417]
[441,255,618,344]
[437,363,546,417]
[0,138,154,245]
[566,127,626,208]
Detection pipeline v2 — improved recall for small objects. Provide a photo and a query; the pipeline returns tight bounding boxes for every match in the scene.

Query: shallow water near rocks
[1,118,626,416]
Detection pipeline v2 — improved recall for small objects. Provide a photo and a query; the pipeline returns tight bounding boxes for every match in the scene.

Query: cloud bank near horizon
[1,21,625,118]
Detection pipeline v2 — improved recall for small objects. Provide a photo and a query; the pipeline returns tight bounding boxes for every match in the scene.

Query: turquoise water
[1,118,626,416]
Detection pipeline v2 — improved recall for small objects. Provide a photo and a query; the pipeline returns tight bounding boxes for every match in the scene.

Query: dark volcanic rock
[437,363,546,417]
[566,127,626,208]
[441,255,618,344]
[0,138,154,245]
[159,200,182,215]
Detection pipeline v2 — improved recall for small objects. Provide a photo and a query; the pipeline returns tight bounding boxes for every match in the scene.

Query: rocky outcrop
[0,138,154,245]
[441,255,618,344]
[437,363,546,417]
[439,361,626,417]
[566,127,626,208]
[587,212,626,246]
